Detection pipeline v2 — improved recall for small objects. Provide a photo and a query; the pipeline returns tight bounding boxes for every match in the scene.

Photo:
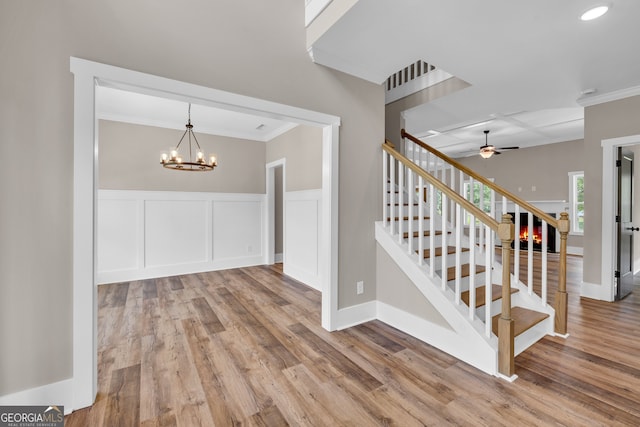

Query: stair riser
[475,299,503,320]
[424,252,471,270]
[444,272,489,291]
[411,234,450,246]
[388,219,432,230]
[387,205,422,217]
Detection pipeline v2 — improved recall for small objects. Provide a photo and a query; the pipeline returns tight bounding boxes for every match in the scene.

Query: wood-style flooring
[66,258,640,426]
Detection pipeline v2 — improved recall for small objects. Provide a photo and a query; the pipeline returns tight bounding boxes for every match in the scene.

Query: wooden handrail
[383,141,500,231]
[401,129,558,227]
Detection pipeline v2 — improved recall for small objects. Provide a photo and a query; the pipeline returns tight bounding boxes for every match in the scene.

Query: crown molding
[576,84,640,107]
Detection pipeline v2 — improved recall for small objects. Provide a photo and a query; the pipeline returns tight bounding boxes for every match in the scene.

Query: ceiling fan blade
[498,146,519,150]
[494,151,502,155]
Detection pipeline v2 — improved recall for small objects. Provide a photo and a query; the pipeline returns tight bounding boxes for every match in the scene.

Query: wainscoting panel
[284,189,321,291]
[213,201,263,260]
[97,190,265,284]
[145,199,209,267]
[97,198,139,273]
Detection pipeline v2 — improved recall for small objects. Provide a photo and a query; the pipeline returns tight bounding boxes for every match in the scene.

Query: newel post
[498,214,515,377]
[555,212,570,335]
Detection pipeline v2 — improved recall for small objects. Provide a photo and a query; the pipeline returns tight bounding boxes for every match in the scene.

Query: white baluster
[490,189,496,268]
[390,159,395,235]
[469,213,476,321]
[485,226,493,338]
[407,171,414,255]
[514,205,520,288]
[528,212,534,295]
[383,151,388,228]
[542,220,548,307]
[429,184,436,278]
[418,176,424,266]
[398,163,404,244]
[441,193,448,291]
[455,203,462,304]
[478,183,485,254]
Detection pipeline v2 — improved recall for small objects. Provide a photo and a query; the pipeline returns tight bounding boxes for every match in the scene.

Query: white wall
[97,190,264,284]
[284,189,322,290]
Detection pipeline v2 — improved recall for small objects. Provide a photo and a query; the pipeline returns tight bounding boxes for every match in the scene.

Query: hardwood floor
[66,258,640,426]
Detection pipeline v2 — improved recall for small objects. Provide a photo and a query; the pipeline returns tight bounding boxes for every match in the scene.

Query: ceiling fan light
[480,148,494,159]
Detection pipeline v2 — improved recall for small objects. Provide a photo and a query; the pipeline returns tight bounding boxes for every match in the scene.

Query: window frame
[463,178,494,226]
[568,171,584,235]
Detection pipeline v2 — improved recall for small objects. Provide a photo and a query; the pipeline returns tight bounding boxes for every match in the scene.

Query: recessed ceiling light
[581,5,609,21]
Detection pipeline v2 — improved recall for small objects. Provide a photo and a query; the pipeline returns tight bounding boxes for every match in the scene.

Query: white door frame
[265,159,286,265]
[599,134,640,301]
[70,57,340,410]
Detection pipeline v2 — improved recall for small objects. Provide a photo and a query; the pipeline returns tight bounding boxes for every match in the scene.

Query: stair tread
[418,246,469,259]
[387,203,420,206]
[461,284,519,308]
[446,264,486,281]
[491,307,550,337]
[403,230,450,238]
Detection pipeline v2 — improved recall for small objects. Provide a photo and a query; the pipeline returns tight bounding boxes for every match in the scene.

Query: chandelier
[160,103,217,171]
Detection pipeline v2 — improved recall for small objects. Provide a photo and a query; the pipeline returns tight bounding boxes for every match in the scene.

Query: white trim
[283,189,323,291]
[97,190,266,284]
[265,159,286,266]
[305,0,333,27]
[599,134,640,302]
[580,281,612,301]
[0,379,73,415]
[274,253,283,263]
[322,124,340,330]
[71,57,340,411]
[568,171,584,236]
[375,301,497,376]
[577,84,640,107]
[567,246,584,256]
[334,301,377,330]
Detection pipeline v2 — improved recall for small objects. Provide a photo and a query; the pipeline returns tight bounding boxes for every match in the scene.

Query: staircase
[376,130,570,380]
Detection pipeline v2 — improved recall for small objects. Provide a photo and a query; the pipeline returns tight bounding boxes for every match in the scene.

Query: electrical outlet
[247,245,253,253]
[356,281,364,295]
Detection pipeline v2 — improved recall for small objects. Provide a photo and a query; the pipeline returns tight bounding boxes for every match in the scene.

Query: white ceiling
[96,86,298,142]
[309,0,640,157]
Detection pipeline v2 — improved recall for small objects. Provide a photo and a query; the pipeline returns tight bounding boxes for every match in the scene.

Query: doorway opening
[266,159,286,266]
[71,58,340,411]
[600,134,640,302]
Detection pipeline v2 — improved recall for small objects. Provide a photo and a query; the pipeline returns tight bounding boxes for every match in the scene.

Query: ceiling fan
[479,130,519,158]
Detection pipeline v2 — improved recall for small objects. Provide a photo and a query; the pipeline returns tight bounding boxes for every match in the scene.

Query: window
[569,171,584,234]
[463,179,494,225]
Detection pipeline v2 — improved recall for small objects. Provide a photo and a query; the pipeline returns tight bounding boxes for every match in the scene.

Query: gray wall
[457,139,585,248]
[265,125,322,255]
[0,1,383,397]
[99,120,266,193]
[584,95,640,286]
[376,245,452,329]
[266,125,322,191]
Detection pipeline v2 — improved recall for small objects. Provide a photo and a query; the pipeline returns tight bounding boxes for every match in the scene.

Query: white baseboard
[98,255,265,284]
[567,246,583,256]
[284,264,321,292]
[274,253,283,263]
[0,379,74,415]
[580,281,613,301]
[334,301,377,330]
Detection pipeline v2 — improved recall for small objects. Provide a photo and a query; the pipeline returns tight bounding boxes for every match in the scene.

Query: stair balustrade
[382,131,570,378]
